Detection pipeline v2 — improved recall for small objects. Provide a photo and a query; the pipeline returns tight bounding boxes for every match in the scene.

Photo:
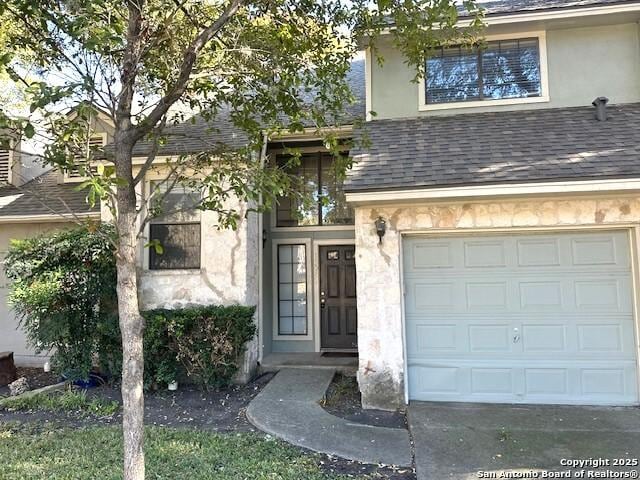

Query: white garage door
[404,231,639,405]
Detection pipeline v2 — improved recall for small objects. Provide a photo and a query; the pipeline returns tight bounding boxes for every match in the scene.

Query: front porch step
[246,368,412,467]
[258,353,357,376]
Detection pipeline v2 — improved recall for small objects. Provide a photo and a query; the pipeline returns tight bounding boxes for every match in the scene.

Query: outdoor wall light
[375,216,387,244]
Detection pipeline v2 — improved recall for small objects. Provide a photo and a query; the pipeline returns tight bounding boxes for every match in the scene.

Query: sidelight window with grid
[277,244,308,335]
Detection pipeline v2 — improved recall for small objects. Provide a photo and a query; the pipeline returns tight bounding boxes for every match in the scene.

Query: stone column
[354,207,405,410]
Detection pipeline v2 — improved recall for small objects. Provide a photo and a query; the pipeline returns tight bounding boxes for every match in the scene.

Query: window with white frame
[425,37,542,105]
[148,183,201,270]
[277,244,308,335]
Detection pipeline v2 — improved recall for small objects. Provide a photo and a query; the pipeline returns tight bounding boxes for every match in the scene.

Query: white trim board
[345,178,640,205]
[271,238,314,341]
[474,2,640,27]
[379,2,640,33]
[0,212,100,224]
[365,47,373,122]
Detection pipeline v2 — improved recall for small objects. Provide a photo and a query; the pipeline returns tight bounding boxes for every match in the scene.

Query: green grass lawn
[0,423,362,479]
[0,389,119,417]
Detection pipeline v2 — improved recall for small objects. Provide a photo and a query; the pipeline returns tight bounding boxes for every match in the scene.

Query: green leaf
[144,239,164,255]
[23,123,35,139]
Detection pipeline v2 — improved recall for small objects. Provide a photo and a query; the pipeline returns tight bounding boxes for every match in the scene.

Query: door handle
[513,327,520,343]
[321,291,326,308]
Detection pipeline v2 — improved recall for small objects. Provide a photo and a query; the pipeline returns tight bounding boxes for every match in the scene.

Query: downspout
[257,132,268,364]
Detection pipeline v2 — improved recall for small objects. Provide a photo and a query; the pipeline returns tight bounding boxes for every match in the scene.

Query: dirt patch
[1,372,275,431]
[0,367,60,397]
[321,374,407,430]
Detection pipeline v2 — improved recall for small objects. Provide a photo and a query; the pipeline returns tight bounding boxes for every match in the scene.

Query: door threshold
[320,349,358,356]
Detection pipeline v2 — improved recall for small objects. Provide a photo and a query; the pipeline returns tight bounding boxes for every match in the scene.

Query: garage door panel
[411,242,454,269]
[404,231,639,406]
[408,360,639,405]
[464,240,508,268]
[521,324,567,352]
[571,235,622,266]
[405,276,633,314]
[408,317,636,360]
[525,368,569,395]
[517,238,561,266]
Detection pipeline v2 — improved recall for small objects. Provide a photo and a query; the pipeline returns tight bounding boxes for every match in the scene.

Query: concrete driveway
[409,402,640,480]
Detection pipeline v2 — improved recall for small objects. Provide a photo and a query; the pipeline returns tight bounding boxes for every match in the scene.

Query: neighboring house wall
[0,221,75,366]
[370,22,640,119]
[354,194,640,410]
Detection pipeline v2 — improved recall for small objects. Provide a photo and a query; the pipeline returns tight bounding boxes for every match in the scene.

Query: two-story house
[348,0,640,409]
[3,0,640,411]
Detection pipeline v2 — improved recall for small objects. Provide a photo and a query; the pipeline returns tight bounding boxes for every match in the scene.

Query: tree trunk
[116,206,145,480]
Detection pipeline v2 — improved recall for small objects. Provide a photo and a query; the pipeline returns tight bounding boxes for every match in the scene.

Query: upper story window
[275,152,354,228]
[424,35,546,109]
[149,183,201,270]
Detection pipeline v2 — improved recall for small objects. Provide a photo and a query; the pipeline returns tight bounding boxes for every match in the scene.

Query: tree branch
[132,0,244,142]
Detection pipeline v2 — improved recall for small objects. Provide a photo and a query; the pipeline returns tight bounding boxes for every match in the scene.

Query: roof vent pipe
[592,96,609,121]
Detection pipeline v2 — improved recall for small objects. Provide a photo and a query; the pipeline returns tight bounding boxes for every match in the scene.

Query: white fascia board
[380,2,640,33]
[477,2,640,26]
[0,212,101,224]
[345,179,640,205]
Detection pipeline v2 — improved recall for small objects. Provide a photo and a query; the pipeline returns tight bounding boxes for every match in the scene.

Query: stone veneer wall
[354,195,640,410]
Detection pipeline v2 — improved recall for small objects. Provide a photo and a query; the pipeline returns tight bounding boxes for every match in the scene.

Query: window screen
[426,38,541,104]
[277,244,307,335]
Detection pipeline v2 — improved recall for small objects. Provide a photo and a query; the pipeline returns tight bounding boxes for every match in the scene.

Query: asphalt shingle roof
[461,0,633,17]
[0,170,99,218]
[345,103,640,192]
[131,60,366,157]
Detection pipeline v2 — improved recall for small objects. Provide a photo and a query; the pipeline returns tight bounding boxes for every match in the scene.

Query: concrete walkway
[246,368,412,467]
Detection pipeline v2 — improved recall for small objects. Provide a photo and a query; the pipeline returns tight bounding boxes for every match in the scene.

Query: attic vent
[67,135,104,179]
[0,150,10,184]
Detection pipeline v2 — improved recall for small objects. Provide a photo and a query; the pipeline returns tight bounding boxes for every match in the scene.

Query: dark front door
[320,245,357,351]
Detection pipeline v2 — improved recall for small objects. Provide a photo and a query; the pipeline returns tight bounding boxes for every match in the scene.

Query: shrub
[143,305,257,389]
[4,223,256,388]
[3,223,118,381]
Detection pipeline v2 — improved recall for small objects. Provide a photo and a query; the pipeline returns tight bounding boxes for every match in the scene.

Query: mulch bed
[321,374,408,430]
[0,371,416,479]
[0,367,60,397]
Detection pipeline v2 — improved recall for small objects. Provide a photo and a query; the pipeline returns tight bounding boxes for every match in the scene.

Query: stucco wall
[138,201,261,382]
[0,221,75,366]
[138,209,259,309]
[354,195,640,410]
[370,22,640,119]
